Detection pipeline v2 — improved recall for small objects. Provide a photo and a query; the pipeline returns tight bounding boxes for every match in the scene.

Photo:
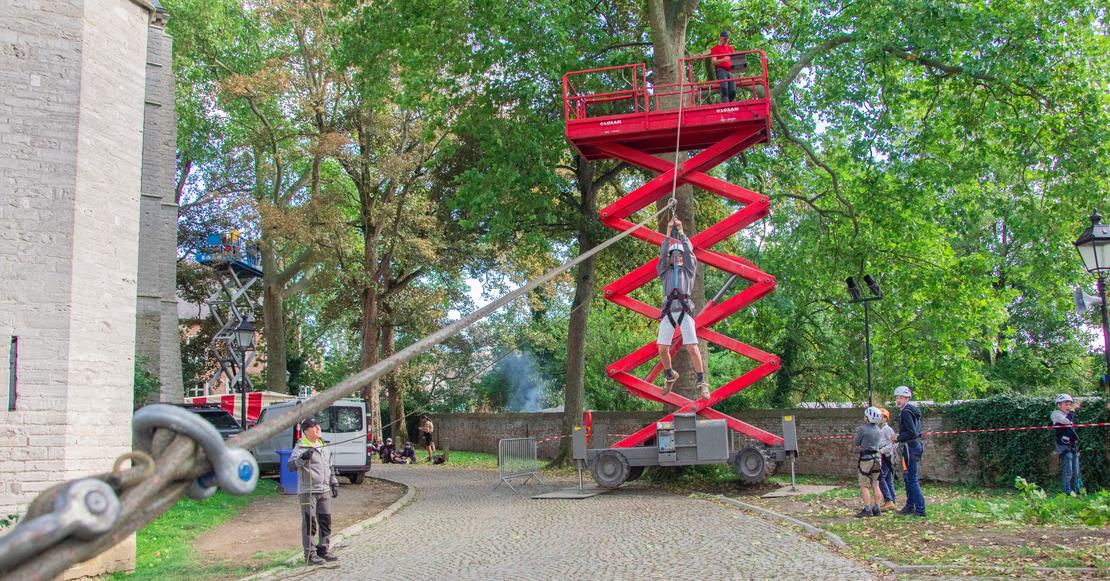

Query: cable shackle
[133,404,258,499]
[0,479,120,571]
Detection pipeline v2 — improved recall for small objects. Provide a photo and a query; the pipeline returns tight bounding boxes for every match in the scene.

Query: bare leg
[657,344,672,369]
[684,344,705,374]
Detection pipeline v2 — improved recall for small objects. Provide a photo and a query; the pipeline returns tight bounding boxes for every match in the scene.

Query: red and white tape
[798,421,1110,441]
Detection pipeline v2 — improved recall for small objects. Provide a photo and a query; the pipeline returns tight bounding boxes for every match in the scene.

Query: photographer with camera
[289,417,340,565]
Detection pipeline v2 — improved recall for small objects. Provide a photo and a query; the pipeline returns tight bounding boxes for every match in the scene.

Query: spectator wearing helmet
[854,406,885,517]
[657,217,711,400]
[893,385,926,517]
[1052,394,1080,494]
[877,408,898,510]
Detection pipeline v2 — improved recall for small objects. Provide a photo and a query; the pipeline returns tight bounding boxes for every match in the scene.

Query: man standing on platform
[710,31,736,103]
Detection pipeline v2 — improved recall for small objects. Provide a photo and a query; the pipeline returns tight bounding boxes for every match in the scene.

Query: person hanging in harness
[289,418,340,566]
[854,406,885,518]
[657,217,711,400]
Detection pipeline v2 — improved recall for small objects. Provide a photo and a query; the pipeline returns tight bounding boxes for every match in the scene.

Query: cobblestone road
[283,464,878,580]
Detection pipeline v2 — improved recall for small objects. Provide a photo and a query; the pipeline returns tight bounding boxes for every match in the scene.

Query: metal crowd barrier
[494,437,545,493]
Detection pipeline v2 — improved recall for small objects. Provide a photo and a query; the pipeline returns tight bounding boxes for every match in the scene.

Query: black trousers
[300,492,332,557]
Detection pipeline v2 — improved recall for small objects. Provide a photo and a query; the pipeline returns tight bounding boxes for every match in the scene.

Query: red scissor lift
[565,51,788,486]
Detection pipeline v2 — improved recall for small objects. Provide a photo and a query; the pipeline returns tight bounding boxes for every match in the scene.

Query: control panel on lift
[656,421,676,462]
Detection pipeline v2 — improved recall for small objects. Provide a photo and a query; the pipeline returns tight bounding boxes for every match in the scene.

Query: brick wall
[431,408,981,484]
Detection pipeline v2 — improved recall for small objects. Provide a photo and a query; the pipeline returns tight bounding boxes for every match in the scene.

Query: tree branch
[175,158,193,205]
[772,107,858,232]
[884,47,1051,108]
[591,161,628,190]
[771,34,857,100]
[276,249,318,287]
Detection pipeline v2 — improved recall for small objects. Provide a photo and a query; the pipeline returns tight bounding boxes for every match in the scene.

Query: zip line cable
[0,198,677,581]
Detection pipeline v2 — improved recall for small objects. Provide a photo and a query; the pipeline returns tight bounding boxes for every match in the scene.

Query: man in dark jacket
[1052,394,1080,494]
[893,385,926,517]
[289,418,340,565]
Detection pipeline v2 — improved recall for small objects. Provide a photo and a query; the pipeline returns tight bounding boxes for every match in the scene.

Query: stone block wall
[431,407,982,484]
[135,12,182,404]
[0,0,158,576]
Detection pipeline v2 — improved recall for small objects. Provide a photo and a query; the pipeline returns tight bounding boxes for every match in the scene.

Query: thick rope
[667,70,687,220]
[3,198,677,581]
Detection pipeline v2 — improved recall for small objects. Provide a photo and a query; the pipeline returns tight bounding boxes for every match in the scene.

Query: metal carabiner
[132,404,258,499]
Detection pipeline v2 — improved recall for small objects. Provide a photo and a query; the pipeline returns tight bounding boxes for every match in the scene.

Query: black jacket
[896,403,922,443]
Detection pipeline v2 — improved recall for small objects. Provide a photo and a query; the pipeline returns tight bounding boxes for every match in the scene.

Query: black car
[178,403,244,440]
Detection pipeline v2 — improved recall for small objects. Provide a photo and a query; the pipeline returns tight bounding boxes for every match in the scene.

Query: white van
[252,398,371,484]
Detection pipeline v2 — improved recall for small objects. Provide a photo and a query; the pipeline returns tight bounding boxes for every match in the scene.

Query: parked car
[252,398,371,484]
[177,403,244,441]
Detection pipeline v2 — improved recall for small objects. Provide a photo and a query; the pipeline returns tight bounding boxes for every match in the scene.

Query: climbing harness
[661,287,694,328]
[0,196,676,581]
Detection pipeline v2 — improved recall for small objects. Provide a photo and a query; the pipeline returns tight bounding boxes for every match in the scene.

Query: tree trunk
[382,320,407,442]
[261,244,287,393]
[553,156,600,466]
[647,0,705,403]
[359,285,383,441]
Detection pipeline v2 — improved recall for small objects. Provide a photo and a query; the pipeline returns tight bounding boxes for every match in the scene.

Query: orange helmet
[880,408,890,421]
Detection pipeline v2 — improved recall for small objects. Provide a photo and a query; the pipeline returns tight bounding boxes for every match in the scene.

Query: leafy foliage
[944,394,1109,490]
[134,358,162,409]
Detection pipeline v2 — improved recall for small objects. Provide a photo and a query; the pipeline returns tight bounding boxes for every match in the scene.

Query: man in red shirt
[709,31,736,102]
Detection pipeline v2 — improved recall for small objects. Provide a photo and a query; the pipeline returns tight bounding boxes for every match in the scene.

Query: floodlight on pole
[845,273,883,405]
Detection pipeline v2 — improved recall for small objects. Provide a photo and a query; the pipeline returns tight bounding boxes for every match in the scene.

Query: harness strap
[662,288,694,327]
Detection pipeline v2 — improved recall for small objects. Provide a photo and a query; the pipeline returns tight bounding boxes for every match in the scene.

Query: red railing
[561,50,769,122]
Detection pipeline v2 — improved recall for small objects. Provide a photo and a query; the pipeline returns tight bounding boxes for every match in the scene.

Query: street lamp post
[1073,210,1110,395]
[234,316,257,428]
[846,275,883,406]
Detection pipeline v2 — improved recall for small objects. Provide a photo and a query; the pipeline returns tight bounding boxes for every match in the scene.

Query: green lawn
[112,479,293,581]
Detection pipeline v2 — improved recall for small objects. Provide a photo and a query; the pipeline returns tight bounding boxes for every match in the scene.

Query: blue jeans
[715,68,735,102]
[902,441,926,513]
[879,455,897,503]
[1060,449,1080,494]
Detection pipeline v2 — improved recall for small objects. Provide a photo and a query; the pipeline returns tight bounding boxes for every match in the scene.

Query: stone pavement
[281,464,879,580]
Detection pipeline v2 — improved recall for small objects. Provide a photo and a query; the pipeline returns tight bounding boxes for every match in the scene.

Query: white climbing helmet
[893,385,912,398]
[864,406,883,424]
[1055,394,1074,404]
[668,242,685,254]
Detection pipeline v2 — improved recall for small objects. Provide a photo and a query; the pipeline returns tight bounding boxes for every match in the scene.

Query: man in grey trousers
[289,418,340,565]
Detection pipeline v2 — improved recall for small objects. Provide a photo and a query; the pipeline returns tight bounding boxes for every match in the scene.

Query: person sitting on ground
[877,408,898,511]
[657,217,710,400]
[380,437,396,464]
[400,441,417,464]
[1052,394,1081,494]
[854,406,885,518]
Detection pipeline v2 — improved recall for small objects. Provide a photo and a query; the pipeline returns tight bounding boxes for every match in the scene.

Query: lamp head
[845,277,862,301]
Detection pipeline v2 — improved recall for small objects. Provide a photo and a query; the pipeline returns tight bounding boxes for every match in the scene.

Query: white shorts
[657,311,698,346]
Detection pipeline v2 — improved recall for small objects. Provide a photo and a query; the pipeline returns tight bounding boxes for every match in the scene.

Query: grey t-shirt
[855,423,882,453]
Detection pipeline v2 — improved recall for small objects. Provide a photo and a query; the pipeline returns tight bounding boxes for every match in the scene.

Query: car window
[256,409,268,423]
[313,409,333,432]
[200,410,241,430]
[333,406,363,433]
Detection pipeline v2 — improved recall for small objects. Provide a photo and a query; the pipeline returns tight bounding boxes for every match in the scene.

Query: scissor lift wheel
[592,450,630,488]
[734,445,776,484]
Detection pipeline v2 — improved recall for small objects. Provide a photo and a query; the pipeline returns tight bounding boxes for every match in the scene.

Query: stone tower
[0,0,177,576]
[135,3,183,404]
